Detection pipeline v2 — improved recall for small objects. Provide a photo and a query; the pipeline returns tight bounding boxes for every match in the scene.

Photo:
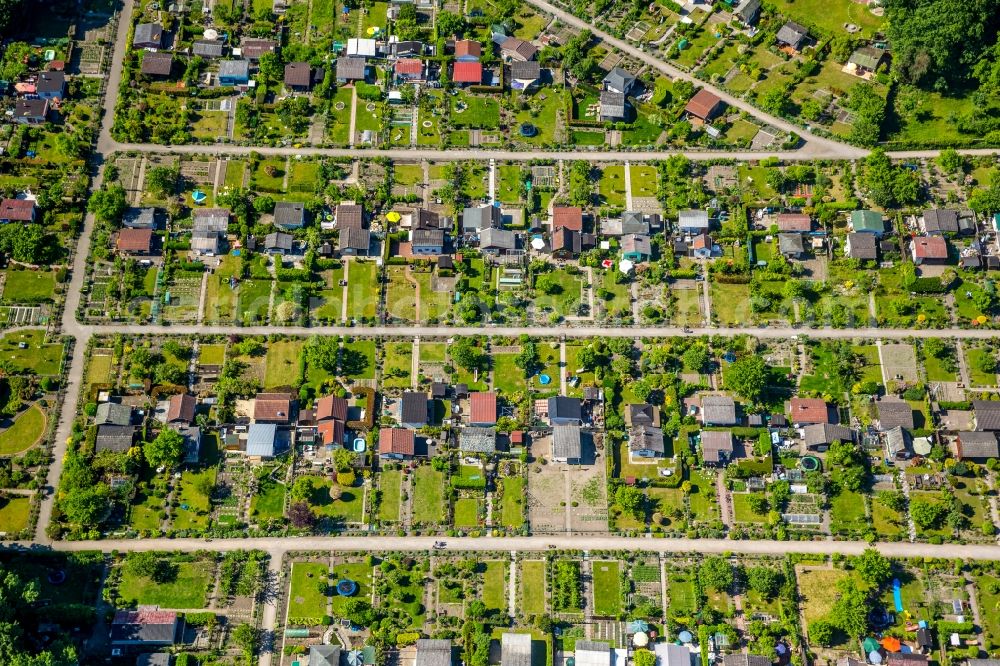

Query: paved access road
[60,322,1000,341]
[16,534,1000,561]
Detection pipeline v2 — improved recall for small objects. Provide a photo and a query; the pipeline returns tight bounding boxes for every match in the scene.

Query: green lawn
[170,467,216,531]
[304,475,365,524]
[534,269,584,315]
[493,353,528,395]
[453,497,481,528]
[383,342,413,388]
[118,559,212,609]
[483,561,507,612]
[0,404,46,455]
[342,339,376,379]
[250,479,286,521]
[0,495,30,534]
[521,560,546,615]
[687,471,718,522]
[420,342,447,364]
[591,560,621,616]
[288,562,329,623]
[500,477,525,528]
[598,166,627,207]
[732,493,767,523]
[264,339,304,389]
[330,561,372,617]
[829,488,867,533]
[967,346,998,386]
[451,93,500,129]
[2,269,56,302]
[710,282,752,326]
[0,329,63,375]
[378,469,402,522]
[668,573,698,614]
[346,260,379,320]
[871,495,904,537]
[411,465,446,524]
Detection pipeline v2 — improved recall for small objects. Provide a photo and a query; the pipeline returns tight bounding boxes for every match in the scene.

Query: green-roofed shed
[850,210,885,236]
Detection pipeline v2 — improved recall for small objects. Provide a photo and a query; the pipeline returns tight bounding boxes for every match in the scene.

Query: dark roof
[603,66,636,93]
[459,426,496,453]
[401,391,428,425]
[123,207,157,228]
[241,38,277,59]
[552,424,582,460]
[36,71,65,94]
[412,228,445,247]
[218,59,250,80]
[339,227,370,252]
[778,232,805,255]
[415,209,446,230]
[193,40,225,57]
[284,62,313,87]
[510,60,540,80]
[958,431,1000,458]
[265,231,294,251]
[701,430,734,463]
[702,395,737,424]
[96,402,132,426]
[626,403,657,427]
[803,423,857,447]
[599,90,627,119]
[629,425,665,454]
[15,98,47,119]
[415,640,453,666]
[336,203,364,229]
[974,400,1000,431]
[775,21,808,49]
[463,206,501,231]
[134,23,163,47]
[847,232,878,259]
[337,57,367,80]
[876,399,915,431]
[548,396,582,421]
[111,610,178,645]
[734,0,762,23]
[141,51,173,76]
[274,201,306,227]
[310,644,342,666]
[923,208,959,233]
[723,656,771,666]
[551,226,581,254]
[501,37,538,60]
[480,227,516,250]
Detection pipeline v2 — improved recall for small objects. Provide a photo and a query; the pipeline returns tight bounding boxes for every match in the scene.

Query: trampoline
[800,455,821,472]
[519,123,538,137]
[47,570,66,585]
[678,630,693,643]
[336,579,358,596]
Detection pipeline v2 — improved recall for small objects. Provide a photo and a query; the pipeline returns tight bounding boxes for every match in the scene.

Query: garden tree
[287,501,316,528]
[144,428,186,470]
[746,566,782,599]
[341,598,376,626]
[234,338,265,356]
[145,166,178,199]
[699,556,734,591]
[885,0,1000,93]
[436,10,466,37]
[633,650,656,666]
[682,343,710,373]
[305,335,340,372]
[232,623,259,660]
[783,279,805,301]
[0,41,31,81]
[827,439,868,492]
[970,171,1000,215]
[770,480,790,508]
[568,161,593,207]
[340,347,369,376]
[809,620,835,647]
[923,338,947,359]
[561,30,597,81]
[125,552,177,583]
[844,83,887,147]
[829,578,869,638]
[162,340,191,360]
[535,273,563,295]
[61,482,111,525]
[154,362,185,386]
[253,195,275,214]
[87,185,127,224]
[194,474,214,499]
[615,485,645,519]
[450,337,488,372]
[855,548,892,588]
[256,52,282,85]
[976,349,997,374]
[0,223,56,264]
[576,344,604,371]
[725,355,769,405]
[757,87,794,117]
[876,489,907,513]
[0,560,83,664]
[937,147,966,175]
[514,340,542,376]
[747,494,769,515]
[859,148,922,208]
